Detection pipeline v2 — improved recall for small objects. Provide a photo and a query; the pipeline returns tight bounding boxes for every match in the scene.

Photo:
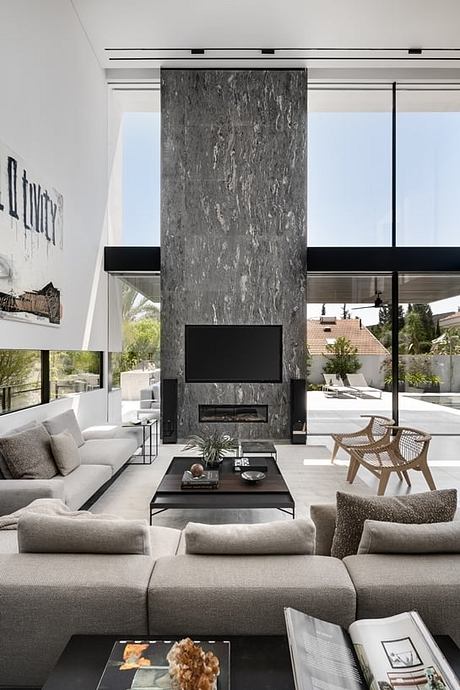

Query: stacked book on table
[181,470,219,489]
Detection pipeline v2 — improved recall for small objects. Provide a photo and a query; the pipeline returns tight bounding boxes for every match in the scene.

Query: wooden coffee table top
[156,456,287,494]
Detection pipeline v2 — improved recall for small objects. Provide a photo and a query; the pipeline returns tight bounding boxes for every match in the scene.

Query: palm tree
[122,284,160,322]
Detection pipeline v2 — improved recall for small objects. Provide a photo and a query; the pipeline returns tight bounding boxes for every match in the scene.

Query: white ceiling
[72,0,460,72]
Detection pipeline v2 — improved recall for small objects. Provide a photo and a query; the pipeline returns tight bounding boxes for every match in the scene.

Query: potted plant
[183,431,238,468]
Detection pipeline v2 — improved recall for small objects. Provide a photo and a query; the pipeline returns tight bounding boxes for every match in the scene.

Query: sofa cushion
[0,551,155,687]
[50,430,81,476]
[184,519,315,555]
[18,513,151,555]
[79,438,137,475]
[148,554,356,635]
[358,519,460,555]
[149,526,181,559]
[0,479,65,516]
[344,553,460,641]
[0,531,18,553]
[0,425,58,480]
[0,421,39,479]
[43,409,85,447]
[331,489,457,559]
[310,503,337,555]
[62,464,111,510]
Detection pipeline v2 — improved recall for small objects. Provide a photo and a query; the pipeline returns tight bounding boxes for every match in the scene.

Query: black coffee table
[149,456,295,523]
[42,634,460,690]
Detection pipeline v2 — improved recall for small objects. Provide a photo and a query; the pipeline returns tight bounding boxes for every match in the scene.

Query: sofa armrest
[0,479,65,515]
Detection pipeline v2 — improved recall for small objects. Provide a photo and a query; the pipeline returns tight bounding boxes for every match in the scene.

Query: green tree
[323,336,361,381]
[0,350,38,387]
[400,309,433,354]
[117,318,161,376]
[431,327,460,391]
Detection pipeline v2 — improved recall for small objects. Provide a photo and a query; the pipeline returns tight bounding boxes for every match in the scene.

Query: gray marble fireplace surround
[161,69,307,440]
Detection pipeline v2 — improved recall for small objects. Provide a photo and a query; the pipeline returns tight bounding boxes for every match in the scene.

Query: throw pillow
[18,513,151,554]
[43,409,85,448]
[0,424,58,480]
[0,420,39,479]
[49,431,81,476]
[331,489,457,559]
[184,518,315,555]
[357,519,460,555]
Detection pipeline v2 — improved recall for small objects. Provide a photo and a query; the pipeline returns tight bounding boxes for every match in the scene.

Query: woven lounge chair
[331,414,394,463]
[322,374,355,398]
[346,373,382,399]
[348,425,435,496]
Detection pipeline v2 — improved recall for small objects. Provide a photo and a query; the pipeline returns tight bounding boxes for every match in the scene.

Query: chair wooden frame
[330,415,394,463]
[348,425,435,496]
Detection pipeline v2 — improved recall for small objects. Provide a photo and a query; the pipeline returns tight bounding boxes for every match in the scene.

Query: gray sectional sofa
[0,410,139,515]
[0,505,458,688]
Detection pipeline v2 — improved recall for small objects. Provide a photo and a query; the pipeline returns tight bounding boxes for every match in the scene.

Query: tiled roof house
[307,317,389,356]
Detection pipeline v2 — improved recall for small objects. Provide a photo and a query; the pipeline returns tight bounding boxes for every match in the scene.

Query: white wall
[0,0,109,429]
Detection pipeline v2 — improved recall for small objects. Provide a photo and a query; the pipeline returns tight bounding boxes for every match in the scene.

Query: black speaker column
[162,378,177,444]
[290,378,306,444]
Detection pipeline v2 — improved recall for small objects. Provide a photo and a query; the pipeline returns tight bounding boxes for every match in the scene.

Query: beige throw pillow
[0,425,58,480]
[331,489,457,559]
[50,430,81,476]
[184,518,315,555]
[43,409,85,447]
[358,519,460,555]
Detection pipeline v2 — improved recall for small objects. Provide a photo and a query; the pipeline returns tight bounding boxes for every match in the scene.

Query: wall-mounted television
[185,325,282,383]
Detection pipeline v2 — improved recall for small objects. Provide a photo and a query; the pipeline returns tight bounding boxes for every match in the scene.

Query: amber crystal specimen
[167,638,220,690]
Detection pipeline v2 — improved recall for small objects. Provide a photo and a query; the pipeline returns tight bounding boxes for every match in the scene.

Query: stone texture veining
[161,69,307,439]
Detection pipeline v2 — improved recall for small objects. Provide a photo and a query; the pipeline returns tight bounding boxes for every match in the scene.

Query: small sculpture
[190,462,205,477]
[167,638,220,690]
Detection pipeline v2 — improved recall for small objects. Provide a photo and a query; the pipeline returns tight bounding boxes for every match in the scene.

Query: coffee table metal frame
[122,418,159,465]
[149,455,294,523]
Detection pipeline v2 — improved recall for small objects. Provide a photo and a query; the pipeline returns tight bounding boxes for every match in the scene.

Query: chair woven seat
[348,426,435,495]
[330,415,394,463]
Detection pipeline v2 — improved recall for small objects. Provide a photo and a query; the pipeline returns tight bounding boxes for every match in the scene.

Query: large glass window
[0,350,41,414]
[399,273,460,434]
[108,89,160,246]
[49,351,102,400]
[306,274,392,434]
[308,87,392,246]
[397,88,460,246]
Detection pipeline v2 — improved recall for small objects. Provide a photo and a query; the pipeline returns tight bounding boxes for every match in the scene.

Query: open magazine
[285,608,460,690]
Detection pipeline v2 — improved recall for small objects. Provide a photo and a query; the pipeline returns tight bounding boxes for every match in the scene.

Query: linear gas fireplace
[199,404,268,424]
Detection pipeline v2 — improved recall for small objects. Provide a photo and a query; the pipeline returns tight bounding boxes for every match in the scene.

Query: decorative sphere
[190,463,204,477]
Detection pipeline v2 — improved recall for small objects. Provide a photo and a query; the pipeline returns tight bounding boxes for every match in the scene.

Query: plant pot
[203,453,223,469]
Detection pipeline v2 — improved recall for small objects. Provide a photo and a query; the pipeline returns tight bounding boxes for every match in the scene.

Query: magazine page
[349,612,460,690]
[285,608,367,690]
[96,639,230,690]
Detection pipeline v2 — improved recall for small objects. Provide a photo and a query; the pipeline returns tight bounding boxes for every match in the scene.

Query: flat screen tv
[185,325,282,383]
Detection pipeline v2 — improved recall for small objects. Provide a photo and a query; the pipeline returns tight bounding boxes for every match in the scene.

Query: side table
[122,418,158,465]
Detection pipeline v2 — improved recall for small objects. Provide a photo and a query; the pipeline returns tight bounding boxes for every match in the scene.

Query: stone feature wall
[161,69,307,440]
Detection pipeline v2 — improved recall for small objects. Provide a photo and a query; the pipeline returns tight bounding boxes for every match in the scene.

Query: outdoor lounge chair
[346,373,382,399]
[330,414,394,463]
[347,425,435,496]
[322,374,355,398]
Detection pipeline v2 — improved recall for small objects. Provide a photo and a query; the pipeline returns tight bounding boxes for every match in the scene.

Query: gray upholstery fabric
[0,420,38,479]
[0,424,58,479]
[43,409,85,447]
[331,489,457,559]
[344,553,460,642]
[0,552,155,686]
[18,513,151,554]
[50,430,81,475]
[310,503,337,556]
[0,531,18,553]
[78,438,137,474]
[149,526,182,558]
[358,519,460,554]
[148,554,356,635]
[184,518,316,555]
[0,478,65,516]
[82,424,120,440]
[62,464,111,510]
